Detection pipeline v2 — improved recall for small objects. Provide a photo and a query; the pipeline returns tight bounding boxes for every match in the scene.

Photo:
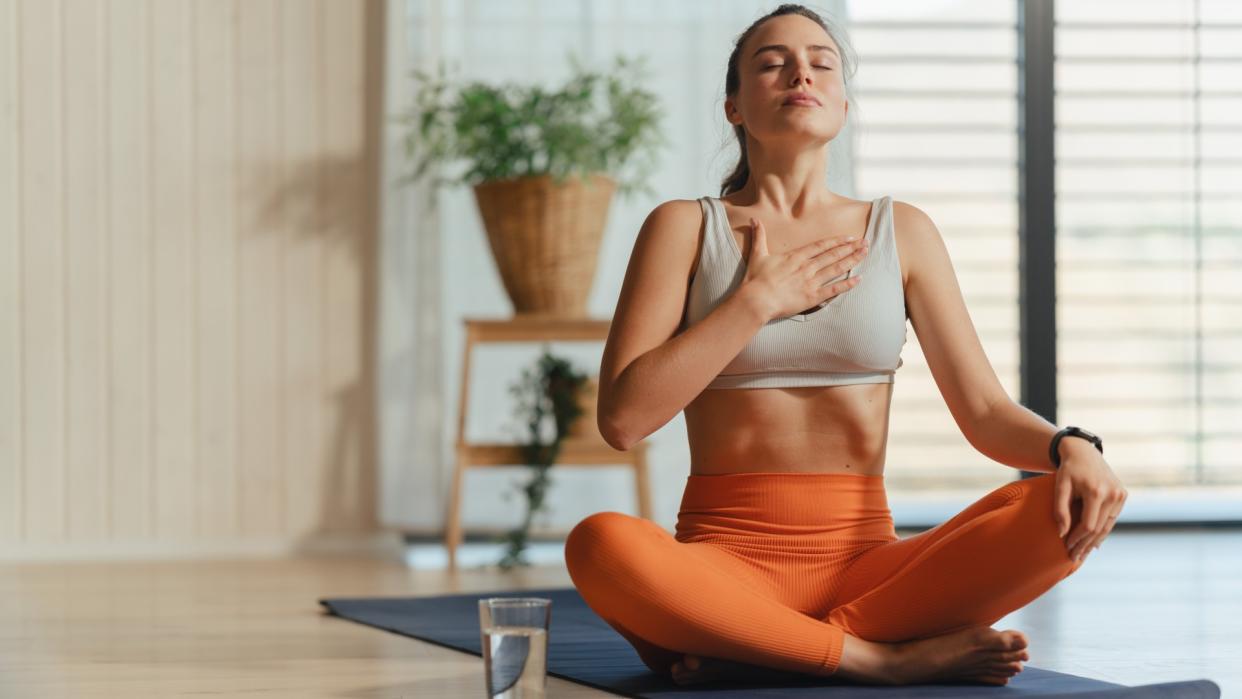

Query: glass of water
[478,597,552,698]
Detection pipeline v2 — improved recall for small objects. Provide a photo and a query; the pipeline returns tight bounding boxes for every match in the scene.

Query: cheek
[818,94,845,114]
[822,78,846,97]
[824,88,848,113]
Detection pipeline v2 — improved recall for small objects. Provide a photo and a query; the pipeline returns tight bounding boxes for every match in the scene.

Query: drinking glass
[478,597,552,698]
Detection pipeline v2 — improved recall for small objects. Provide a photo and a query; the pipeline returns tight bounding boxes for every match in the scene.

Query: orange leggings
[563,472,1085,678]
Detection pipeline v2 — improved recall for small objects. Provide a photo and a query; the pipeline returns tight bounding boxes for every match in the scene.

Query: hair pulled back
[720,4,857,197]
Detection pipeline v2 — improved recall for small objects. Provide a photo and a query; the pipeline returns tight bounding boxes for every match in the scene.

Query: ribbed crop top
[685,194,908,389]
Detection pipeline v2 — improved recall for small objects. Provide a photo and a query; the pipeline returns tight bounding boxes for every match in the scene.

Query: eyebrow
[751,44,838,60]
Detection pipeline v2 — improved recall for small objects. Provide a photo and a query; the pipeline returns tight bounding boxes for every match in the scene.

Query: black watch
[1049,426,1103,468]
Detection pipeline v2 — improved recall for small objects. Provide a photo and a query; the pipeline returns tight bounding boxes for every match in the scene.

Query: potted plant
[399,52,666,317]
[497,349,592,570]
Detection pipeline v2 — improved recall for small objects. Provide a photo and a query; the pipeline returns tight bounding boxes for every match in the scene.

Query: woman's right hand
[740,215,869,322]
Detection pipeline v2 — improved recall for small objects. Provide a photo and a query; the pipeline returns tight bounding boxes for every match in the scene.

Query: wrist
[1051,426,1104,468]
[735,283,776,325]
[1057,435,1094,461]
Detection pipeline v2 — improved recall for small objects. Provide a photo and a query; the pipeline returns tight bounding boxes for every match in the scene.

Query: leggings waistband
[676,472,895,542]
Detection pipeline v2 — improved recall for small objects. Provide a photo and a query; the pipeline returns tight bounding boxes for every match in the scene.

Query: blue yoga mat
[320,587,1220,698]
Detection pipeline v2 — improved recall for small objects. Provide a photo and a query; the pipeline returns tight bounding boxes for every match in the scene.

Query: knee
[564,511,643,576]
[1009,474,1078,542]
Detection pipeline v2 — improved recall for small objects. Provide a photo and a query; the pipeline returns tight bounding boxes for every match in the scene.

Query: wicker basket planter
[473,173,617,317]
[401,53,663,318]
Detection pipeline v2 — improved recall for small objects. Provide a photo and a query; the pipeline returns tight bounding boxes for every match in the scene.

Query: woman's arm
[895,200,1050,467]
[597,200,771,451]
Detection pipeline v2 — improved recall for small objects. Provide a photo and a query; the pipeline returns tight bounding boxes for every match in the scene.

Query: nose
[791,61,812,87]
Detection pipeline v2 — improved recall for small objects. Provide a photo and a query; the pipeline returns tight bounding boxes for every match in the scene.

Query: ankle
[836,633,903,685]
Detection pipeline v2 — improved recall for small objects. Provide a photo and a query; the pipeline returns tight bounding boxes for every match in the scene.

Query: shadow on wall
[248,0,386,540]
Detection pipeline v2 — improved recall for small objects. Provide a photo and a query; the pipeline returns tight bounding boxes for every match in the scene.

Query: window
[847,0,1023,489]
[1054,0,1242,487]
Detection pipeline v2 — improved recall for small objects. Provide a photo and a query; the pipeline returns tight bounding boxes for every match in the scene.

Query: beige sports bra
[684,195,908,389]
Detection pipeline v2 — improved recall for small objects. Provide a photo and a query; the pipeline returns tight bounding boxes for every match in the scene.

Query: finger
[812,241,868,279]
[1067,522,1091,556]
[1071,508,1115,561]
[1069,490,1104,552]
[1100,508,1119,538]
[1074,538,1099,563]
[811,231,861,249]
[800,233,859,263]
[1054,473,1073,538]
[1074,525,1104,560]
[1081,489,1104,538]
[1074,519,1110,560]
[808,236,865,262]
[1080,508,1120,560]
[816,273,863,301]
[750,217,768,257]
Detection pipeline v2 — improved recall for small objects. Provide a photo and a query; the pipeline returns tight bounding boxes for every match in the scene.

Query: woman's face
[727,14,848,146]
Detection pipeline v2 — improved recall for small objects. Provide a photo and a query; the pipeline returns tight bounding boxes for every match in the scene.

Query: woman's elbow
[595,383,634,451]
[597,409,633,451]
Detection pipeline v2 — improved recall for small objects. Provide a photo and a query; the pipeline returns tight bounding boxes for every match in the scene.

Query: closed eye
[762,64,832,71]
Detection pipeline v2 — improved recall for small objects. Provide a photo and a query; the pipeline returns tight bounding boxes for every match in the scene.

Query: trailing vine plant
[495,348,589,570]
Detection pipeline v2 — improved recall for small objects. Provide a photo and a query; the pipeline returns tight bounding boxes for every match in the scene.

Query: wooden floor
[2,528,1237,697]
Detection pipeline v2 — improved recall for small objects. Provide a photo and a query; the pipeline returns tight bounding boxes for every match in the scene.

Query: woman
[564,3,1127,688]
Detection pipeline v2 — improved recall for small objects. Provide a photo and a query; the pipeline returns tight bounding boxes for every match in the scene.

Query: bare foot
[669,625,1029,687]
[888,625,1030,686]
[670,654,807,686]
[830,625,1029,686]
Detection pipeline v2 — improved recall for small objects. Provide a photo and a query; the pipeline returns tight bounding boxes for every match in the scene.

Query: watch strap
[1049,426,1103,468]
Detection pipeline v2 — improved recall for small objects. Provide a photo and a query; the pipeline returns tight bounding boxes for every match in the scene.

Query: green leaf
[393,51,664,198]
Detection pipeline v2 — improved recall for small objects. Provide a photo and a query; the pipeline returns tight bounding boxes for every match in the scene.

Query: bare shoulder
[892,198,935,224]
[649,197,706,235]
[643,198,706,284]
[890,199,942,288]
[597,198,706,392]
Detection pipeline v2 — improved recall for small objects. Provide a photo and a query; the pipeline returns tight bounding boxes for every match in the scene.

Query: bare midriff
[684,382,894,476]
[681,193,908,477]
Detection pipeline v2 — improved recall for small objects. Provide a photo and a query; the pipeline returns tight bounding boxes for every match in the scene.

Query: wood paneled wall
[0,0,382,553]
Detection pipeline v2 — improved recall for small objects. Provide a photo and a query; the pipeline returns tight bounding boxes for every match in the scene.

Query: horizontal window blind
[1054,0,1242,486]
[847,0,1023,489]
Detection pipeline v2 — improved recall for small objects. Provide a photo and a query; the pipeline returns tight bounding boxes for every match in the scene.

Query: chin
[786,124,841,141]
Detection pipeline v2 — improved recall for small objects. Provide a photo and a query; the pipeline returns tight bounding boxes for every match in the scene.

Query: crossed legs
[563,473,1084,679]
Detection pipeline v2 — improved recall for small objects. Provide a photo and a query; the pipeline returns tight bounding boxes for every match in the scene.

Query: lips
[783,93,821,106]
